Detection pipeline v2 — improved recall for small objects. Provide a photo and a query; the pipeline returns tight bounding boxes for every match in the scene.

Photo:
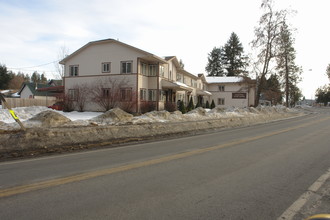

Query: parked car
[48,102,64,111]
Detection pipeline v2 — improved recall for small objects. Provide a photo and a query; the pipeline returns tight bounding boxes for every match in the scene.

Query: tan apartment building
[60,39,255,112]
[60,39,211,112]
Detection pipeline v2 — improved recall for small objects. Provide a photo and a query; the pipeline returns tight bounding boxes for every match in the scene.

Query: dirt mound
[92,108,133,124]
[187,107,206,116]
[27,110,71,127]
[144,110,170,120]
[210,107,226,113]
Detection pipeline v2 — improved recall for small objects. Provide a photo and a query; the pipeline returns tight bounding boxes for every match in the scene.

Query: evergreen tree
[223,32,248,76]
[264,74,282,105]
[40,73,47,84]
[210,100,216,109]
[0,64,11,89]
[187,97,194,112]
[179,59,185,69]
[326,64,330,81]
[31,71,40,83]
[205,100,210,109]
[205,47,225,76]
[178,101,186,113]
[276,21,301,107]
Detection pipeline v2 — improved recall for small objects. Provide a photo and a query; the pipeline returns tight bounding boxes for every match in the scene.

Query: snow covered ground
[0,106,102,124]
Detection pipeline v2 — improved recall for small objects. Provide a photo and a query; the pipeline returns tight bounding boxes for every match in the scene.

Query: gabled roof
[205,76,256,85]
[18,83,53,96]
[60,39,167,64]
[205,76,244,84]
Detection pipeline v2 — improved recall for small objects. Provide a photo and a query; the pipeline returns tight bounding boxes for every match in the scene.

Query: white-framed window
[140,88,147,101]
[141,63,148,76]
[121,61,132,74]
[68,89,77,101]
[102,62,111,73]
[69,65,79,76]
[120,88,132,101]
[159,66,165,77]
[219,85,225,91]
[148,89,157,101]
[218,98,225,105]
[192,80,197,88]
[177,73,182,82]
[148,65,157,76]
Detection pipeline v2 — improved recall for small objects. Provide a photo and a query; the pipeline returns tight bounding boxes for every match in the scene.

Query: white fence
[2,98,57,109]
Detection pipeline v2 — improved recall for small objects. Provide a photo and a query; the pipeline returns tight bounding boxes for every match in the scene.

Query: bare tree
[73,83,90,112]
[54,45,69,82]
[251,0,289,106]
[92,77,132,112]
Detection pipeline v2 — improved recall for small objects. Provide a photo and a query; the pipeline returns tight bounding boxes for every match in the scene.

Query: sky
[0,0,329,99]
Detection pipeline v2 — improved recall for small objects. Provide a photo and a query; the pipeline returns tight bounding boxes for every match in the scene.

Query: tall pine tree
[276,21,301,107]
[205,47,225,76]
[223,32,248,76]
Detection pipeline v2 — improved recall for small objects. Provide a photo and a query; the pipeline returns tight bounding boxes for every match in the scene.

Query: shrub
[165,102,177,112]
[205,100,210,109]
[187,97,194,112]
[210,99,216,109]
[178,101,186,114]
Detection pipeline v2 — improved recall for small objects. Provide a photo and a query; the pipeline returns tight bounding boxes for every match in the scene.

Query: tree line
[315,64,330,106]
[205,0,302,107]
[0,64,48,90]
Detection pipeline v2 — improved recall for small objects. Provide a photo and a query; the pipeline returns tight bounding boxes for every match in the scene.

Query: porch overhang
[196,89,212,96]
[140,55,167,64]
[161,80,193,92]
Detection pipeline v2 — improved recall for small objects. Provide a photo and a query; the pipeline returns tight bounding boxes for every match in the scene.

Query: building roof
[205,76,244,84]
[18,83,53,96]
[60,38,167,65]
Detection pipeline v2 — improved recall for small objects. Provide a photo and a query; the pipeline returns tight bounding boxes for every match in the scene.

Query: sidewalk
[292,170,330,220]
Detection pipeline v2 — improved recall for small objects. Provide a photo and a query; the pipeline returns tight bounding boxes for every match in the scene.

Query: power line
[8,60,61,70]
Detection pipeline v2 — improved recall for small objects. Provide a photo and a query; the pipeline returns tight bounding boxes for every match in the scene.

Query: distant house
[18,81,63,100]
[205,76,256,108]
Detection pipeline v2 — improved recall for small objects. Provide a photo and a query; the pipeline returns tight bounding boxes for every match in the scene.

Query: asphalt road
[1,108,330,220]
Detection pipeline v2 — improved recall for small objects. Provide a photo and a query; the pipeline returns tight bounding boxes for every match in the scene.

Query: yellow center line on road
[1,116,330,198]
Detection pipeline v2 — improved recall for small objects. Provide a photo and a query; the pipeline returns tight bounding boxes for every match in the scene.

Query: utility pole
[0,93,26,131]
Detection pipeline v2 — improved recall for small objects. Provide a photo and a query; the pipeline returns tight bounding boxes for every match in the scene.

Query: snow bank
[0,105,300,130]
[0,105,305,156]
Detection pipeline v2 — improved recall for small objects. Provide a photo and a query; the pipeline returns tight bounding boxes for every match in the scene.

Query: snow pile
[91,108,133,124]
[0,105,300,130]
[27,110,71,127]
[0,106,49,123]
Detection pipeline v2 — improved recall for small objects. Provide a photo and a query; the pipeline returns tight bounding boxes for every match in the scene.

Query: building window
[121,61,132,74]
[176,73,182,82]
[218,85,225,91]
[69,65,79,76]
[149,65,157,76]
[192,80,197,88]
[160,66,165,77]
[120,88,132,101]
[141,63,148,76]
[148,89,157,101]
[140,89,147,101]
[102,62,111,73]
[102,88,111,98]
[68,89,77,101]
[218,98,225,105]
